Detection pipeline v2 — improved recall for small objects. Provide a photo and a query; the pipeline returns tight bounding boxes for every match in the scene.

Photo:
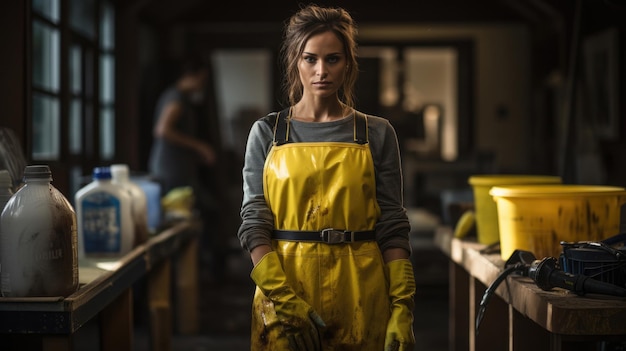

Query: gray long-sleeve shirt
[237,110,411,254]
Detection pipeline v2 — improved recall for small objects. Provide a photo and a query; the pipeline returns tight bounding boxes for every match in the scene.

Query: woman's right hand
[251,251,326,350]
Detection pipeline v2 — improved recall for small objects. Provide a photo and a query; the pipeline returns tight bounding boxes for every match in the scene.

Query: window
[31,11,60,160]
[211,49,272,158]
[358,41,474,162]
[99,1,115,160]
[30,0,116,196]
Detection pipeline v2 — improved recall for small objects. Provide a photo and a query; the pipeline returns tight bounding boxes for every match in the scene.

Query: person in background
[237,4,416,350]
[148,56,224,280]
[148,56,215,193]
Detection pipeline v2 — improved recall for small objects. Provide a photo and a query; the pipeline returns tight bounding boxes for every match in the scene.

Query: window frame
[28,0,116,196]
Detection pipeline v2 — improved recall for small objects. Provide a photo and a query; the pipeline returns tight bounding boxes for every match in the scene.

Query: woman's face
[298,31,347,100]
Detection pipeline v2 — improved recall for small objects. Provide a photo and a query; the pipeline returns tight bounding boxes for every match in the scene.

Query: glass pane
[70,45,82,94]
[359,46,399,107]
[32,20,60,92]
[70,0,96,39]
[32,0,60,23]
[211,49,272,153]
[100,2,115,50]
[70,99,82,154]
[32,93,60,160]
[100,107,115,160]
[404,47,458,161]
[100,54,114,104]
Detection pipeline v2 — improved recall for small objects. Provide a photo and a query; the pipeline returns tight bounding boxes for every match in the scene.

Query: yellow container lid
[490,184,626,198]
[468,174,561,186]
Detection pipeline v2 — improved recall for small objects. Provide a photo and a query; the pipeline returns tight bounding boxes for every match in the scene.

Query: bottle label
[81,192,122,253]
[15,226,74,293]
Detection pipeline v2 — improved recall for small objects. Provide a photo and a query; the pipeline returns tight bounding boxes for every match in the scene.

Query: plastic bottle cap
[93,167,112,180]
[23,165,52,181]
[110,164,129,180]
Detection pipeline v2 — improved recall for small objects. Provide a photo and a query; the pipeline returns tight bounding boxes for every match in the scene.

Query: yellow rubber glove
[251,251,326,351]
[384,258,416,351]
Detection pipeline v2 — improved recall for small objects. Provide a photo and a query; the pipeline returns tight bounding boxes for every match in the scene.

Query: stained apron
[251,113,390,350]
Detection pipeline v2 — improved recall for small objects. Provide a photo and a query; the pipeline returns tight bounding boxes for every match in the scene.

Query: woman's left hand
[384,258,416,351]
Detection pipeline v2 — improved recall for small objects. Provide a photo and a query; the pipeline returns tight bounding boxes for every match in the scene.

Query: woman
[237,4,416,350]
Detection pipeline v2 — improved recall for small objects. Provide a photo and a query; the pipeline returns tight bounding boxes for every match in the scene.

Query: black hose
[475,263,525,334]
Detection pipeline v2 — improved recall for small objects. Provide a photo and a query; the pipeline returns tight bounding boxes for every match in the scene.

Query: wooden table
[0,219,200,351]
[434,227,626,351]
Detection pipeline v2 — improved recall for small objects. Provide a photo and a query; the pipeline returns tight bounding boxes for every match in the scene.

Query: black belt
[272,229,376,244]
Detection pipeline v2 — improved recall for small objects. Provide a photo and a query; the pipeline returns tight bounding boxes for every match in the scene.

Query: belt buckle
[321,228,347,244]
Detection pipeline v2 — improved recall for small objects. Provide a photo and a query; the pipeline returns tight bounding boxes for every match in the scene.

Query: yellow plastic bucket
[490,185,626,260]
[468,175,562,245]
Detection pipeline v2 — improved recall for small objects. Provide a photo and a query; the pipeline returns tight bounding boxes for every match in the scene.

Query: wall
[0,2,27,143]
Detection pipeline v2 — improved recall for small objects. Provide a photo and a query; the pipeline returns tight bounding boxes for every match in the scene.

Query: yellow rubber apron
[251,111,390,350]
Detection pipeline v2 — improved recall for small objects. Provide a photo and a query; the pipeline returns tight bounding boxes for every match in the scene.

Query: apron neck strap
[354,111,368,144]
[272,108,369,145]
[272,108,291,146]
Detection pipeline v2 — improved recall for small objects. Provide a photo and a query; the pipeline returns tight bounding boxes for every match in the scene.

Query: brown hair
[280,4,359,108]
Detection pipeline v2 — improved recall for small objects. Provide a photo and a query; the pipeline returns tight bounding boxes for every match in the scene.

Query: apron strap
[354,111,368,144]
[272,108,291,146]
[273,229,375,244]
[273,108,368,145]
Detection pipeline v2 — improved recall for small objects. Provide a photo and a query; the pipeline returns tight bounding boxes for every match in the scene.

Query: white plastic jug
[111,164,149,246]
[0,165,78,297]
[75,166,134,259]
